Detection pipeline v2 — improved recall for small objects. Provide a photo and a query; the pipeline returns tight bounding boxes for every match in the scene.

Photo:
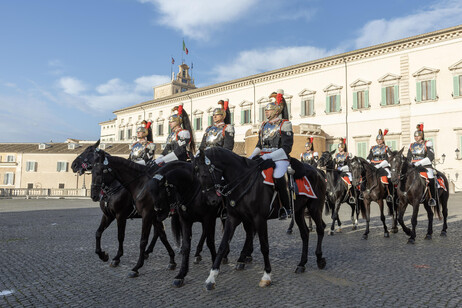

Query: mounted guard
[300,137,318,166]
[407,123,437,206]
[200,99,234,151]
[129,120,155,165]
[334,139,355,203]
[248,89,293,219]
[155,105,195,165]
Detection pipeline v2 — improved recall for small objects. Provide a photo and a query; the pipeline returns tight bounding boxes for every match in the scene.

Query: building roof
[0,143,129,155]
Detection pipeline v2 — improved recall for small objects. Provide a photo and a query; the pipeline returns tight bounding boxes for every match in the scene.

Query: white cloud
[58,77,87,95]
[355,0,462,49]
[4,82,17,88]
[134,75,170,93]
[96,78,129,95]
[139,0,259,40]
[211,46,340,82]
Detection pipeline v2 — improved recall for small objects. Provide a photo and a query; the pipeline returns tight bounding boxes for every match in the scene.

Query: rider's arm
[199,130,207,151]
[366,148,373,161]
[280,121,294,156]
[425,141,435,162]
[223,125,235,151]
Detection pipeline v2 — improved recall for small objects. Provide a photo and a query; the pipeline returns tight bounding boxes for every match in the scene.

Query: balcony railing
[0,188,90,199]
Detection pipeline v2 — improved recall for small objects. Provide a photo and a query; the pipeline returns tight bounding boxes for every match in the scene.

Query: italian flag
[183,40,189,55]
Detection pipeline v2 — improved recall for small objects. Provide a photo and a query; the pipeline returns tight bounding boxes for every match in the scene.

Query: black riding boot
[428,178,437,207]
[274,177,291,220]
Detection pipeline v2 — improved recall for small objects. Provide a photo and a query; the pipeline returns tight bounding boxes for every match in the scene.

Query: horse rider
[407,123,437,207]
[334,139,355,203]
[129,120,156,165]
[155,105,195,165]
[365,129,393,201]
[248,89,293,220]
[300,137,318,166]
[199,99,235,151]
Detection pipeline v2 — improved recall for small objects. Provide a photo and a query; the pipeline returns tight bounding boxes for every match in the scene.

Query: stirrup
[348,196,356,204]
[428,198,437,207]
[278,208,291,220]
[358,192,364,200]
[386,195,393,203]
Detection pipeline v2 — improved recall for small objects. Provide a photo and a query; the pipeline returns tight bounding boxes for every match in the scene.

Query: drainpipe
[343,58,349,143]
[251,80,256,125]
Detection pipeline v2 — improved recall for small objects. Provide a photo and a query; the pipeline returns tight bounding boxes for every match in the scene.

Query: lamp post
[82,173,86,189]
[456,148,460,160]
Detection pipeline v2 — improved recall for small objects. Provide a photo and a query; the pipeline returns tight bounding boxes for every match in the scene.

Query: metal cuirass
[164,131,179,154]
[130,142,146,161]
[261,121,282,149]
[301,152,313,162]
[410,142,426,160]
[204,125,224,148]
[336,153,348,167]
[371,145,387,161]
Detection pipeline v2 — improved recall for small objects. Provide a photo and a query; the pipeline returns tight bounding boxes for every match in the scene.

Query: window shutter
[240,110,244,124]
[249,110,251,123]
[381,88,386,106]
[57,162,60,172]
[454,76,460,97]
[309,99,314,115]
[208,115,212,126]
[230,112,234,125]
[394,85,399,104]
[325,96,330,113]
[431,79,436,100]
[352,91,358,109]
[416,82,422,102]
[65,162,69,172]
[365,90,369,108]
[336,95,341,112]
[301,100,306,116]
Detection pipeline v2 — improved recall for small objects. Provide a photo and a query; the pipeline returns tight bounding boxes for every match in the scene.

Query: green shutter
[381,87,386,106]
[309,99,314,115]
[336,95,341,112]
[301,100,306,116]
[240,110,244,124]
[416,82,422,102]
[230,112,234,125]
[287,102,291,118]
[365,90,369,108]
[352,91,358,110]
[454,76,460,97]
[208,115,212,126]
[394,85,399,104]
[325,96,330,113]
[431,79,436,100]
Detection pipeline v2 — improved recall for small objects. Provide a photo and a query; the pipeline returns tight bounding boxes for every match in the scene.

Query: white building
[100,25,462,191]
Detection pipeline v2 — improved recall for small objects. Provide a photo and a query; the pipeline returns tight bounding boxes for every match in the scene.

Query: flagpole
[170,56,173,80]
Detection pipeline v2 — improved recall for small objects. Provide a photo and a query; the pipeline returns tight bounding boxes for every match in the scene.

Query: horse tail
[170,213,182,247]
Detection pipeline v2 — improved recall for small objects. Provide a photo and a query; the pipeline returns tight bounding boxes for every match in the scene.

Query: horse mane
[208,147,258,168]
[107,155,150,173]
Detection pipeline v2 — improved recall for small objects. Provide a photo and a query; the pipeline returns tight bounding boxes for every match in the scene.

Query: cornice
[114,25,462,115]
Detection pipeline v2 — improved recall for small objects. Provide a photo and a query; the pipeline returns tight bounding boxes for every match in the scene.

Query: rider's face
[376,139,384,145]
[169,121,178,130]
[414,135,423,142]
[213,114,224,124]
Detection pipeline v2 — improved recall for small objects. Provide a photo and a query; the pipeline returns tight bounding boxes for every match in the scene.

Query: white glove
[261,153,271,160]
[155,157,164,165]
[248,147,261,159]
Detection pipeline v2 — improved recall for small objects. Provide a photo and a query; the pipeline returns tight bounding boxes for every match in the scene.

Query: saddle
[418,171,447,191]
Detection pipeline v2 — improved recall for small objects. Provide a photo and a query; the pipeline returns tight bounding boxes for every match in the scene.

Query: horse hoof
[294,266,305,274]
[335,228,342,233]
[259,279,271,288]
[424,234,432,240]
[244,256,253,264]
[328,231,334,236]
[391,228,399,234]
[167,263,177,270]
[235,262,245,271]
[101,252,109,262]
[172,279,184,288]
[205,282,215,291]
[352,225,357,231]
[362,234,368,240]
[407,238,415,245]
[286,228,293,235]
[317,258,327,270]
[384,232,390,238]
[440,231,447,237]
[222,257,229,265]
[194,255,202,264]
[127,271,139,278]
[110,260,120,267]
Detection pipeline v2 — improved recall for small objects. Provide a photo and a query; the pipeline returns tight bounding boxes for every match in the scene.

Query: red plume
[419,123,424,131]
[276,93,283,105]
[178,105,183,116]
[383,128,388,136]
[342,138,346,144]
[310,137,313,143]
[224,100,229,110]
[145,121,152,130]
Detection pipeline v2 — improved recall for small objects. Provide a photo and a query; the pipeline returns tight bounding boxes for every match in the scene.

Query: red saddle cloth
[262,168,317,198]
[419,172,447,191]
[342,176,351,186]
[381,176,389,184]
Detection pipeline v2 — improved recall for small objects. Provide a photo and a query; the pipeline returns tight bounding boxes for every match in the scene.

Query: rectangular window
[208,115,213,126]
[301,99,314,116]
[57,161,69,172]
[459,76,462,96]
[421,80,431,101]
[356,141,369,159]
[381,86,399,106]
[329,95,336,112]
[259,105,265,122]
[59,183,65,189]
[4,172,14,185]
[386,86,394,105]
[127,128,132,140]
[241,109,251,124]
[26,161,37,172]
[230,112,234,125]
[157,123,163,136]
[385,140,398,151]
[7,155,15,162]
[194,117,202,131]
[27,183,33,189]
[326,95,340,113]
[326,143,337,152]
[119,130,124,141]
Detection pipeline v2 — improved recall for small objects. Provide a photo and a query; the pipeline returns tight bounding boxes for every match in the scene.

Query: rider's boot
[274,177,291,220]
[428,178,437,207]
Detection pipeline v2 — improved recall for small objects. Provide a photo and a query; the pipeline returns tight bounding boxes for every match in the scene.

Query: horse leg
[378,199,389,238]
[205,216,240,290]
[330,201,341,235]
[220,218,231,265]
[193,224,206,264]
[95,214,113,262]
[350,203,358,230]
[128,210,153,278]
[440,193,448,236]
[391,193,399,233]
[204,216,217,264]
[143,221,159,259]
[236,221,254,270]
[362,201,371,240]
[308,215,314,232]
[398,201,411,236]
[153,220,176,270]
[294,204,308,273]
[286,215,295,234]
[423,203,433,240]
[173,220,192,288]
[309,201,326,269]
[256,220,272,288]
[407,202,420,244]
[110,217,127,267]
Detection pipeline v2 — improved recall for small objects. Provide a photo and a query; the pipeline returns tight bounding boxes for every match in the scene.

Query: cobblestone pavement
[0,196,461,307]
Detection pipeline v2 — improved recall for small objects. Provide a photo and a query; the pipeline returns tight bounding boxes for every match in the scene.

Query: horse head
[193,149,223,207]
[388,148,405,185]
[90,150,116,202]
[317,150,335,168]
[72,139,101,175]
[348,156,365,186]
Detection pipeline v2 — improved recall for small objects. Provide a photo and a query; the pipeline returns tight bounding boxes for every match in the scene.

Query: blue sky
[1,0,462,143]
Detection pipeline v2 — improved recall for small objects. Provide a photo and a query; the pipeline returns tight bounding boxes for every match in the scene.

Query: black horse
[195,148,326,290]
[348,156,398,239]
[71,141,175,268]
[388,149,449,244]
[317,151,360,235]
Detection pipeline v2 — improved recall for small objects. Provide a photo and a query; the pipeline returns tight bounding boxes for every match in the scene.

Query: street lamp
[456,148,460,160]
